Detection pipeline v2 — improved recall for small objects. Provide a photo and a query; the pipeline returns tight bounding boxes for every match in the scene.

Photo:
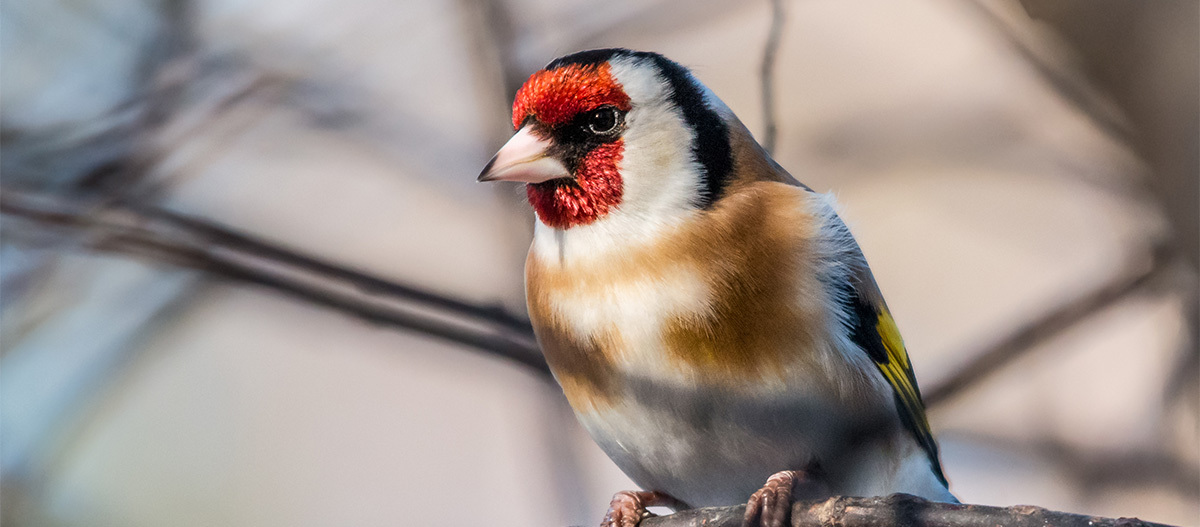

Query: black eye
[586,106,620,135]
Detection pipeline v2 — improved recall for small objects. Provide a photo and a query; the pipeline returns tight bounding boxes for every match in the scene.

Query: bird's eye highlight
[586,107,620,135]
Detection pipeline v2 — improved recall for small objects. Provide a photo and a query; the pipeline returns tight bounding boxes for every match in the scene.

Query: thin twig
[640,493,1175,527]
[955,0,1133,147]
[8,190,1191,506]
[0,187,549,376]
[945,432,1200,500]
[924,252,1163,407]
[457,0,524,147]
[73,0,197,197]
[760,0,786,154]
[6,183,1172,406]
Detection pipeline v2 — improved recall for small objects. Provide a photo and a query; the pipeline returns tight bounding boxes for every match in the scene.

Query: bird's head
[478,49,734,231]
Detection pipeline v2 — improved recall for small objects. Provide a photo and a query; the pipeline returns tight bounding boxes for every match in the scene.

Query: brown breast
[526,181,843,413]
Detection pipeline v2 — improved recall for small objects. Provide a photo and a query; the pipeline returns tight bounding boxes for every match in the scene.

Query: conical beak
[477,126,570,183]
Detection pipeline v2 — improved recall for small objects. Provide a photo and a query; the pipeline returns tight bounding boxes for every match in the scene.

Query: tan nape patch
[724,114,801,189]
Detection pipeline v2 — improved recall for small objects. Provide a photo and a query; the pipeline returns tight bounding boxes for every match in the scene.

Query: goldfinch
[478,49,955,527]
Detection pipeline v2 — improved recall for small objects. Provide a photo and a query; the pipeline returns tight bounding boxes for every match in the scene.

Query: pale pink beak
[477,126,570,183]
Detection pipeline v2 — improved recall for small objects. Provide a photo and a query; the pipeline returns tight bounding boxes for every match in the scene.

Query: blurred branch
[472,0,525,105]
[457,0,526,152]
[1061,443,1200,500]
[1011,0,1199,375]
[72,0,199,196]
[5,180,1175,405]
[760,0,785,153]
[955,0,1134,147]
[0,187,550,376]
[925,250,1164,407]
[640,493,1174,527]
[949,432,1200,500]
[5,180,1174,412]
[110,68,282,201]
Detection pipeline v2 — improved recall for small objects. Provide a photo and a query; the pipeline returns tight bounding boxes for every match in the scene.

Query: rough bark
[640,494,1175,527]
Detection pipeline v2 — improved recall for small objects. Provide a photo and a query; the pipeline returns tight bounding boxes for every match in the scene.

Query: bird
[477,48,955,527]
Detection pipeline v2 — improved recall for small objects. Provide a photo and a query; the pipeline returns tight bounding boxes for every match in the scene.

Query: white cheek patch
[621,105,704,215]
[607,56,706,227]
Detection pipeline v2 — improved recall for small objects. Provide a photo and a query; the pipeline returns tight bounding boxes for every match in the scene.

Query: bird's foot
[600,490,683,527]
[741,470,824,527]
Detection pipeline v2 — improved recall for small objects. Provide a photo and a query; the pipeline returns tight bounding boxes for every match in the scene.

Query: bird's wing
[844,268,948,486]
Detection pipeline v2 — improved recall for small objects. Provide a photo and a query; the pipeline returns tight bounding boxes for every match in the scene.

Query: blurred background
[1,0,1197,525]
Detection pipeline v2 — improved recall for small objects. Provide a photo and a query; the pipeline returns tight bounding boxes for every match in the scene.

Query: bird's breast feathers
[525,182,883,416]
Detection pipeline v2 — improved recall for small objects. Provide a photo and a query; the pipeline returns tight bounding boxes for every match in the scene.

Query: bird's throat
[526,140,624,229]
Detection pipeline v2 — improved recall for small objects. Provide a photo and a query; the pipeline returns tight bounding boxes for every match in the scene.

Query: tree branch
[955,0,1134,148]
[0,187,549,376]
[2,182,1176,407]
[760,0,786,154]
[969,433,1199,500]
[923,251,1164,407]
[639,494,1174,527]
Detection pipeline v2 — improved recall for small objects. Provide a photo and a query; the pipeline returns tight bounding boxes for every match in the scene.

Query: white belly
[575,376,848,507]
[573,371,955,507]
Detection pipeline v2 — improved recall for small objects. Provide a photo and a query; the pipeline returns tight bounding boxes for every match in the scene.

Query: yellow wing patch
[874,308,933,439]
[868,306,946,485]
